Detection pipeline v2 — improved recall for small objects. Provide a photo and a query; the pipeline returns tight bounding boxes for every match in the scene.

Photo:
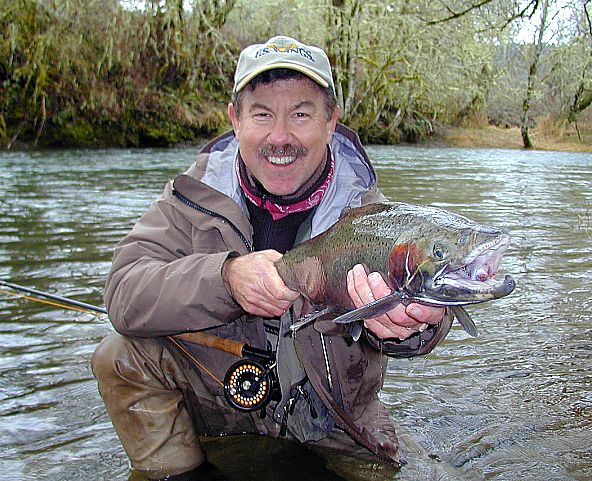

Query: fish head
[386,205,516,305]
[426,226,515,303]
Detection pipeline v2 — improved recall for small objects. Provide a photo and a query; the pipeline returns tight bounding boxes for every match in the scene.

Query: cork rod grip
[173,331,245,358]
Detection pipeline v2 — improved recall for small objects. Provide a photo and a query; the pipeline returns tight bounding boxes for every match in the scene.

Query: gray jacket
[104,124,452,463]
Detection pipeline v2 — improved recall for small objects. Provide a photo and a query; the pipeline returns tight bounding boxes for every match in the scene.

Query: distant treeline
[1,0,591,148]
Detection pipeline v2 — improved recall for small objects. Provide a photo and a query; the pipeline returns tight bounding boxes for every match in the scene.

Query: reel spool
[223,359,273,412]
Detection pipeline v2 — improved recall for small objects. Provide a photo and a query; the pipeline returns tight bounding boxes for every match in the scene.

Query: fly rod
[1,279,272,354]
[1,279,278,411]
[0,280,108,314]
[0,279,267,357]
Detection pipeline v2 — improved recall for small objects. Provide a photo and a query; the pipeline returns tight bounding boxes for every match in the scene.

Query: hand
[222,250,300,317]
[346,264,444,340]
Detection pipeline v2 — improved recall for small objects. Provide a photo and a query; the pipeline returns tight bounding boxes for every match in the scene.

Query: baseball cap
[233,35,335,94]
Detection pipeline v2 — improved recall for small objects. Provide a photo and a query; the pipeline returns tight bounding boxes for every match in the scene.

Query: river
[0,146,590,481]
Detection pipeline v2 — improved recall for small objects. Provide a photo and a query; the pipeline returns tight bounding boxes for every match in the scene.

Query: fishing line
[167,336,224,387]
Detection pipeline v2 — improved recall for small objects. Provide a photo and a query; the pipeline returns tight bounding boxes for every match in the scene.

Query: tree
[520,0,550,149]
[565,1,592,140]
[2,0,589,148]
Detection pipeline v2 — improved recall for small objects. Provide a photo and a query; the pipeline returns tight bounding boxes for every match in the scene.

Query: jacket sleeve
[363,309,454,358]
[104,192,244,338]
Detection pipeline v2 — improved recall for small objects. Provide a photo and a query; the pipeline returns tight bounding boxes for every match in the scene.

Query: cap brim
[234,62,329,93]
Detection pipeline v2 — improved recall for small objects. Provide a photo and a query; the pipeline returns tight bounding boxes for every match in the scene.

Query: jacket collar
[183,123,377,237]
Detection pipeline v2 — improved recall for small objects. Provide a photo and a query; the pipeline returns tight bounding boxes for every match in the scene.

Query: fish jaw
[427,233,515,303]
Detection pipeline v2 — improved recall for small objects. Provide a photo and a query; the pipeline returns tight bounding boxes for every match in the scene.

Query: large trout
[275,202,516,341]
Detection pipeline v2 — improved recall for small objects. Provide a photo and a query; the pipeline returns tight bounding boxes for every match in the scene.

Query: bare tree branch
[428,0,494,24]
[584,0,592,36]
[427,0,541,28]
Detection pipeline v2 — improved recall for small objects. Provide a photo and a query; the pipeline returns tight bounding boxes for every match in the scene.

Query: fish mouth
[429,235,515,303]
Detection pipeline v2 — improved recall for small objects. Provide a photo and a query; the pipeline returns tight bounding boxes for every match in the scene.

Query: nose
[267,117,292,145]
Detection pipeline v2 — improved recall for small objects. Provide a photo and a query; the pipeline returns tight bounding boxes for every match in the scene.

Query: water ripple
[1,146,591,481]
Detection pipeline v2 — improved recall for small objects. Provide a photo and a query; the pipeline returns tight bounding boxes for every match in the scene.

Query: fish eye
[433,242,448,260]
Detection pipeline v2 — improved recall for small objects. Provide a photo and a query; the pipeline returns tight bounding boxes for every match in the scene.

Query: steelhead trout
[275,202,516,341]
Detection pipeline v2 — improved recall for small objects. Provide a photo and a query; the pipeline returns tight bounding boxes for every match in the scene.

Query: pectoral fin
[313,319,351,337]
[290,306,336,333]
[331,291,403,325]
[450,306,478,337]
[291,291,404,342]
[346,321,364,342]
[313,318,365,341]
[312,319,365,342]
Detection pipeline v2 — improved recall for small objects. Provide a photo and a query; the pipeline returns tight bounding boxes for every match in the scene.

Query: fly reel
[223,359,275,412]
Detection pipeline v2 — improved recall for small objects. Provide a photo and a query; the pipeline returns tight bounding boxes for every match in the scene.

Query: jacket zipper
[172,188,254,253]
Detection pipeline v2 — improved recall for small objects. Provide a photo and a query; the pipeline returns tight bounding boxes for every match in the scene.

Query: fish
[275,202,516,341]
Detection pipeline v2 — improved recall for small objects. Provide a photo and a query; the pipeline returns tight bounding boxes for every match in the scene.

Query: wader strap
[293,205,318,246]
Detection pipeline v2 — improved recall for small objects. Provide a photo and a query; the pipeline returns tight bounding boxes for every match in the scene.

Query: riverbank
[437,125,592,152]
[4,121,592,153]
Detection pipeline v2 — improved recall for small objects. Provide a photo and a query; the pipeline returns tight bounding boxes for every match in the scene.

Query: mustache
[257,144,308,157]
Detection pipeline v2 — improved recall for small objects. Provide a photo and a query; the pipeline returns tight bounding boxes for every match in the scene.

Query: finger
[351,264,375,305]
[264,279,300,303]
[367,272,391,298]
[347,268,364,307]
[229,278,290,317]
[370,302,425,333]
[365,276,427,335]
[364,318,418,340]
[363,271,397,326]
[350,267,400,331]
[242,295,289,318]
[260,251,300,302]
[405,304,445,325]
[379,302,426,329]
[259,249,284,263]
[347,266,430,340]
[239,251,298,310]
[280,286,301,302]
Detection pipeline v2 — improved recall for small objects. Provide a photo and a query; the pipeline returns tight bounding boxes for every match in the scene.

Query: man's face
[228,78,339,196]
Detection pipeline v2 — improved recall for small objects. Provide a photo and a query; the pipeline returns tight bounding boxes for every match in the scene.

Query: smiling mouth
[268,155,296,165]
[259,144,307,166]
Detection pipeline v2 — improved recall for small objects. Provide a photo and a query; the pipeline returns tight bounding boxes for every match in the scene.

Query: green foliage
[1,0,590,148]
[1,0,236,148]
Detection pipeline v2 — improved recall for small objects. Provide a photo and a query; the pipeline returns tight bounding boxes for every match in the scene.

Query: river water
[0,146,590,481]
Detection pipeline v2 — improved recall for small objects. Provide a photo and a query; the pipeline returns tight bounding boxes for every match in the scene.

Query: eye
[433,242,448,260]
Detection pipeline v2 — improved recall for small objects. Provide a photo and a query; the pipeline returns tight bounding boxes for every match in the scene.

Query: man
[92,36,451,481]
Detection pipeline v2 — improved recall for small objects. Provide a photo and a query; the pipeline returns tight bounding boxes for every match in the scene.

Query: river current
[0,146,590,480]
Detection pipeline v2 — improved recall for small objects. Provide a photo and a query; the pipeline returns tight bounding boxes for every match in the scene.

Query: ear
[325,105,340,144]
[228,103,240,134]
